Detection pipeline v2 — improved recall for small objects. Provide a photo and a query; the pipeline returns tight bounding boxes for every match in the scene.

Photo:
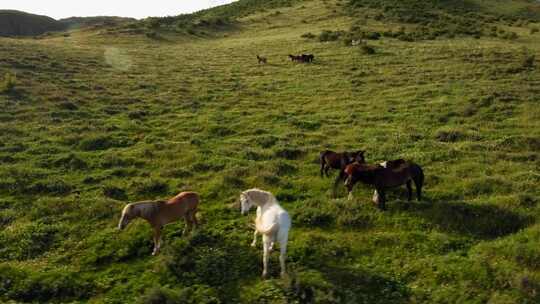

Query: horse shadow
[279,264,409,304]
[393,199,534,240]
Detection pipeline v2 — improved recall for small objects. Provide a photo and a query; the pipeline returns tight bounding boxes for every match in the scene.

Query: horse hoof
[251,242,256,247]
[262,272,268,279]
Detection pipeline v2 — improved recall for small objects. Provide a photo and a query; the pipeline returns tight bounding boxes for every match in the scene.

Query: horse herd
[118,149,424,278]
[256,53,316,64]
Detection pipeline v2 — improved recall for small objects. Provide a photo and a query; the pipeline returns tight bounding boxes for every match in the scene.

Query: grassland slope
[0,0,539,303]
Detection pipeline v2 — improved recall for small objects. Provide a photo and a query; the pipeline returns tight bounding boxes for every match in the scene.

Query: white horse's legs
[262,234,271,278]
[279,235,288,278]
[251,229,258,247]
[372,190,379,204]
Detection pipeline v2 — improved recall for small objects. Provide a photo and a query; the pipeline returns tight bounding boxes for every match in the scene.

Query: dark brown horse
[257,55,267,64]
[320,150,365,196]
[288,54,304,62]
[344,160,424,210]
[302,54,314,62]
[320,150,365,177]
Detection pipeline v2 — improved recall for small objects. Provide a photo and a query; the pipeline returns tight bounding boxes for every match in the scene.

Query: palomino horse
[344,160,424,210]
[118,191,199,255]
[320,150,366,196]
[240,188,291,278]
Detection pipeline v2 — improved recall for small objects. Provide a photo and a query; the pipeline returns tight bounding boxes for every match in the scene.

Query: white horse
[240,188,291,278]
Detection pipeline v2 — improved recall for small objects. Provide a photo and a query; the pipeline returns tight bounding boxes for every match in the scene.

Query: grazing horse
[118,191,199,255]
[320,150,366,177]
[288,54,304,62]
[320,150,365,196]
[240,188,291,278]
[344,161,424,210]
[302,54,314,62]
[257,55,267,64]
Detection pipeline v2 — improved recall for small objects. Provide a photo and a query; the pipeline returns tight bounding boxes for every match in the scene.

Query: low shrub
[0,221,60,260]
[522,54,535,69]
[274,147,304,159]
[131,179,169,197]
[301,32,316,39]
[138,285,220,304]
[318,30,344,42]
[0,265,95,302]
[360,45,376,55]
[0,72,17,94]
[79,135,134,151]
[103,185,128,200]
[162,230,259,290]
[51,153,88,170]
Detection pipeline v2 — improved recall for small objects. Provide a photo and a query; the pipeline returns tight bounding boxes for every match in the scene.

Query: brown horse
[320,150,366,196]
[118,191,199,255]
[302,54,314,62]
[257,55,267,64]
[344,161,424,210]
[320,150,365,177]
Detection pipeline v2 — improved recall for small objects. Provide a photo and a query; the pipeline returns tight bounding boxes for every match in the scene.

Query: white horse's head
[118,203,136,230]
[240,192,254,215]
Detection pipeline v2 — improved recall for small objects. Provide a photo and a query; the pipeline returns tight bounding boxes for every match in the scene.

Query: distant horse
[302,54,314,62]
[288,54,304,62]
[320,149,365,196]
[240,188,291,278]
[118,191,199,255]
[344,161,424,210]
[257,55,267,64]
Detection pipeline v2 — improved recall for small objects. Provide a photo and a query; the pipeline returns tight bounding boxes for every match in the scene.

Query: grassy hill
[0,10,64,37]
[0,10,136,37]
[59,16,137,30]
[0,0,539,303]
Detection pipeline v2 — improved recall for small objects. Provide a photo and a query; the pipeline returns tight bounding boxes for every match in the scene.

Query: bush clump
[131,179,169,197]
[0,265,95,303]
[301,32,316,39]
[138,285,220,304]
[360,44,376,55]
[0,222,60,260]
[0,72,17,94]
[318,30,344,42]
[79,135,133,151]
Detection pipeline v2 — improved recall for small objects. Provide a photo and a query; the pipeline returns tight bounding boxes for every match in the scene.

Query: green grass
[0,0,539,303]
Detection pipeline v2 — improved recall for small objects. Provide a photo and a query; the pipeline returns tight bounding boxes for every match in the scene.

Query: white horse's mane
[243,188,277,206]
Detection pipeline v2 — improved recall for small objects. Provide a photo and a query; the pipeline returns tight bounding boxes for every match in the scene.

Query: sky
[2,0,238,20]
